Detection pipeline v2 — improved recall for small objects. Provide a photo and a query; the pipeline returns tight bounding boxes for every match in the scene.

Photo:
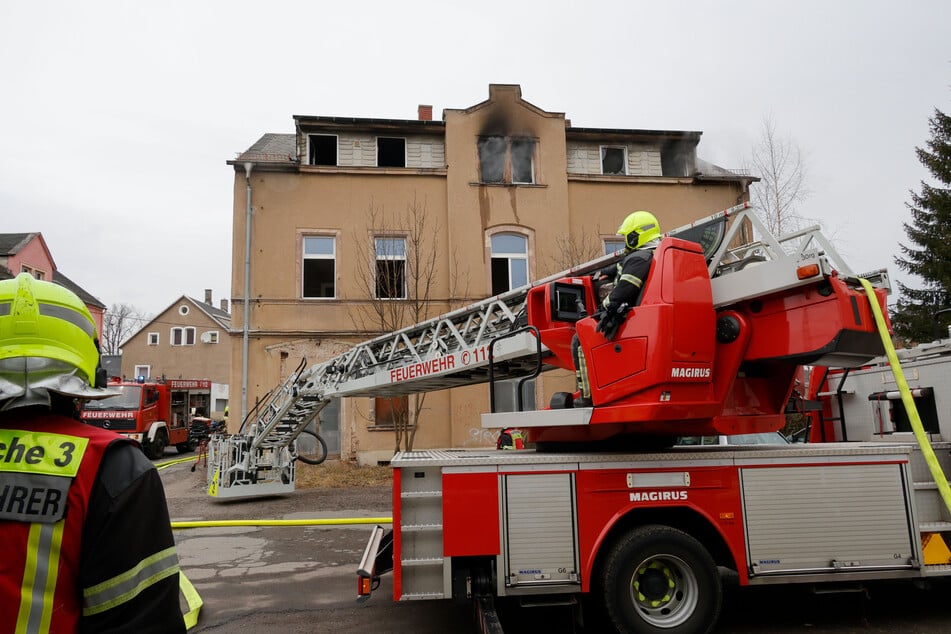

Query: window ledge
[367,425,417,432]
[469,182,547,188]
[567,173,693,184]
[300,165,447,176]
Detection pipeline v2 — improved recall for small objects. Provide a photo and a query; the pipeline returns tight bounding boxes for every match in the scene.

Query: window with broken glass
[377,137,406,167]
[601,146,627,175]
[308,134,337,166]
[374,237,407,299]
[478,136,535,184]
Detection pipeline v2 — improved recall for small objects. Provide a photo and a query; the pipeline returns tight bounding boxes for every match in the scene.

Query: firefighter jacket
[0,408,185,633]
[601,244,656,313]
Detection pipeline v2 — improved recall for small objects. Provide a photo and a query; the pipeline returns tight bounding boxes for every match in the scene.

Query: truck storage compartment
[741,459,915,576]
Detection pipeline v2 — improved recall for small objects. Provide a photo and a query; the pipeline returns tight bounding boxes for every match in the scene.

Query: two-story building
[119,290,231,418]
[228,84,752,465]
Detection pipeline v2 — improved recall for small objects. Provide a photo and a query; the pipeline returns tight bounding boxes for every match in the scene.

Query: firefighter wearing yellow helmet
[0,273,185,632]
[572,211,662,407]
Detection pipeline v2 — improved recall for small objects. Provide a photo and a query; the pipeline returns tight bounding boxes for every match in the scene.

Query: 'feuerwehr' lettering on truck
[390,356,456,383]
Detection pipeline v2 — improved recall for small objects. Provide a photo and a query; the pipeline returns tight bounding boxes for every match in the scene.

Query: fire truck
[206,203,951,633]
[83,378,214,459]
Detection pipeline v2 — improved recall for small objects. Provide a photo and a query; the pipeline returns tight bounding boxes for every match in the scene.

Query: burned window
[490,233,529,295]
[511,139,534,183]
[374,237,406,299]
[308,134,337,166]
[478,136,506,183]
[661,140,695,177]
[302,236,336,298]
[601,146,627,175]
[478,136,535,184]
[377,137,406,167]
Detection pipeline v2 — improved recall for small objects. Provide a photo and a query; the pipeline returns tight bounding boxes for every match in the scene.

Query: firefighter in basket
[0,273,185,632]
[572,211,662,407]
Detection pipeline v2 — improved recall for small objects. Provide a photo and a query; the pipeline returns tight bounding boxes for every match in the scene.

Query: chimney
[220,299,229,313]
[418,104,433,121]
[204,289,212,305]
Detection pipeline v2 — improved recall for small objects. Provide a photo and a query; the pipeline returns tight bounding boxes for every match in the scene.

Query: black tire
[145,430,168,460]
[295,429,328,465]
[176,437,197,454]
[601,525,721,634]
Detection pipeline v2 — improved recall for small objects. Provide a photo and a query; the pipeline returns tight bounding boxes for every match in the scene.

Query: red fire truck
[83,378,214,459]
[207,204,951,633]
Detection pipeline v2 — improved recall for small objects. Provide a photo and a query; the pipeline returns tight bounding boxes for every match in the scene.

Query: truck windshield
[84,386,143,411]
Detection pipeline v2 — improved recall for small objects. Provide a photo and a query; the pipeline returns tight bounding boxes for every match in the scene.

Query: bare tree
[747,115,811,236]
[545,230,605,276]
[350,194,465,452]
[100,303,144,355]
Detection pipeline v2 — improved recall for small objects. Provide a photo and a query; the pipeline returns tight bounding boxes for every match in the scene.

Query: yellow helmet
[617,211,661,250]
[0,273,107,405]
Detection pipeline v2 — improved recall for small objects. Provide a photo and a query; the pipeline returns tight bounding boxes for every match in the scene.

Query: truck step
[519,595,578,608]
[920,521,951,532]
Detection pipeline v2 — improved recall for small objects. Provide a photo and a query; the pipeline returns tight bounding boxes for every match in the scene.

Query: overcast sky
[2,1,948,321]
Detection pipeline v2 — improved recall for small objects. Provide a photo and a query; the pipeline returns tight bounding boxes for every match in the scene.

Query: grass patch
[295,461,392,489]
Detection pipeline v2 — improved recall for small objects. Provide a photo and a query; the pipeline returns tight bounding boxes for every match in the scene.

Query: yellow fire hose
[860,278,951,516]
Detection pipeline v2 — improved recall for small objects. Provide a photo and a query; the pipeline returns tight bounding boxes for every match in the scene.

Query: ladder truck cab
[82,378,210,459]
[209,204,936,634]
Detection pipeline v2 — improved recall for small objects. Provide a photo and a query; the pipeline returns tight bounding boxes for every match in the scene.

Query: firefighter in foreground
[0,274,185,633]
[573,210,661,406]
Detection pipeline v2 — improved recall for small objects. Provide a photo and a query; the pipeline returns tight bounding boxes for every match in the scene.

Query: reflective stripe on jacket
[0,413,178,633]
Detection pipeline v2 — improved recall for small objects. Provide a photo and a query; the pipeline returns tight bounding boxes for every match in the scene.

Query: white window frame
[302,235,337,299]
[134,365,150,380]
[202,331,220,344]
[170,326,196,346]
[490,232,529,294]
[147,332,159,346]
[600,145,628,175]
[374,236,407,300]
[604,238,626,254]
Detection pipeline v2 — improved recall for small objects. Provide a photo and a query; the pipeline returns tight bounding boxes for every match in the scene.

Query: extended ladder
[207,203,881,498]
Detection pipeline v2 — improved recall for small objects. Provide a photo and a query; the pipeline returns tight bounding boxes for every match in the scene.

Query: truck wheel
[145,430,167,460]
[601,525,721,634]
[176,438,197,454]
[295,429,328,465]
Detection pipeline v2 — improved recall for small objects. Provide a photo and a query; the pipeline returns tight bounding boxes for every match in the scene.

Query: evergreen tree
[892,108,951,344]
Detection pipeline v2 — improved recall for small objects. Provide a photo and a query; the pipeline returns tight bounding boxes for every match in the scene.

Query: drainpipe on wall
[241,162,253,426]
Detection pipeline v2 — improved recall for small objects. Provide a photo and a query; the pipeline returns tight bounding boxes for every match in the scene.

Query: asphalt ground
[155,450,951,633]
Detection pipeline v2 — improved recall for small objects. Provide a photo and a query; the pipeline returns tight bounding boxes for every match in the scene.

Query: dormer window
[308,134,338,166]
[377,137,406,167]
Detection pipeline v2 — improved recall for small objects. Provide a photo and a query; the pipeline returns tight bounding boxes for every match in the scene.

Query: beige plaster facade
[229,84,751,465]
[120,295,231,417]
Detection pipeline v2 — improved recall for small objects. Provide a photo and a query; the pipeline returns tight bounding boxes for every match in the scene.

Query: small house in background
[120,290,231,419]
[0,232,106,334]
